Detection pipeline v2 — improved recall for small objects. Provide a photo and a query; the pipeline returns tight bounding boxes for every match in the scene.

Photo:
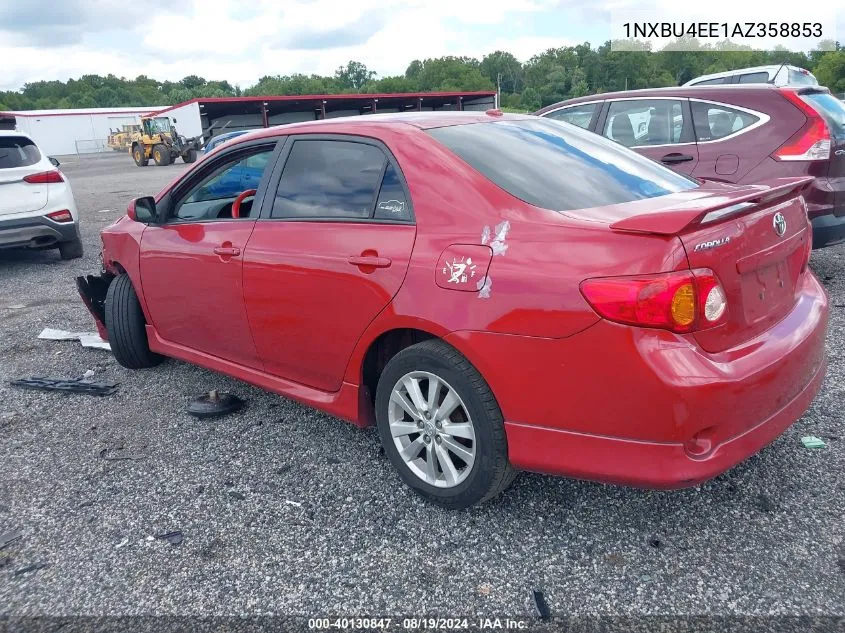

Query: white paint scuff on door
[477,275,492,299]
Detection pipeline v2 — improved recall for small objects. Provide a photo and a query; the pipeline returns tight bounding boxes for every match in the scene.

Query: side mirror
[128,196,158,224]
[49,157,60,168]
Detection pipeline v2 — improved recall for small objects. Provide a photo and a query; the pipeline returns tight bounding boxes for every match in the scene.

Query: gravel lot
[1,153,844,627]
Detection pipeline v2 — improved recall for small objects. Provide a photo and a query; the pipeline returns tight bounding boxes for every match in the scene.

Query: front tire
[104,274,163,369]
[58,236,83,260]
[153,144,171,166]
[182,149,197,163]
[375,339,516,509]
[132,145,148,167]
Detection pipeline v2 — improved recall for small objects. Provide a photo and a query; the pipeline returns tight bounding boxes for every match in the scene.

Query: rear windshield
[802,93,845,137]
[0,136,41,169]
[789,69,818,87]
[427,118,697,212]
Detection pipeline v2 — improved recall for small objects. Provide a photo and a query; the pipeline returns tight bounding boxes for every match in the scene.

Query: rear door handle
[661,153,694,164]
[214,246,241,257]
[348,255,391,268]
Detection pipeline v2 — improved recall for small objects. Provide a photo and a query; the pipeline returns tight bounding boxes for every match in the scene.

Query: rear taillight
[47,210,73,223]
[580,269,727,334]
[23,170,64,184]
[773,90,831,161]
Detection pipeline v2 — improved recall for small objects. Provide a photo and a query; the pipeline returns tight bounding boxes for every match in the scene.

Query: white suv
[684,65,818,88]
[0,131,83,259]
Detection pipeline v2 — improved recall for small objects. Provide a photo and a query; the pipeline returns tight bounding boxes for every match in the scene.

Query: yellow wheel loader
[130,116,202,167]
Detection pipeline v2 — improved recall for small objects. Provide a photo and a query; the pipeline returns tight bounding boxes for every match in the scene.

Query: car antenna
[771,59,788,85]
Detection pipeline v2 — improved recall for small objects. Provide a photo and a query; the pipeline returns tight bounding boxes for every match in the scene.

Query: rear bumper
[0,215,79,249]
[446,272,829,488]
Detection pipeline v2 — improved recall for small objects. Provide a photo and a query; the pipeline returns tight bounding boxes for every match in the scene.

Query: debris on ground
[11,377,118,396]
[187,390,245,419]
[14,562,48,576]
[115,538,129,549]
[38,328,111,351]
[801,436,827,449]
[228,491,246,501]
[0,529,22,549]
[532,588,551,620]
[284,500,302,508]
[98,447,146,462]
[155,531,184,546]
[82,369,95,379]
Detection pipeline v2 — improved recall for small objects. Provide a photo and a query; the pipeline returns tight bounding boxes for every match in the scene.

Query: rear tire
[182,149,197,163]
[375,339,516,509]
[132,145,148,167]
[153,144,171,166]
[104,274,163,369]
[58,236,83,260]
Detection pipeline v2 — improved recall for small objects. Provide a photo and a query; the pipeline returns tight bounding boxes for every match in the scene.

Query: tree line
[2,39,842,114]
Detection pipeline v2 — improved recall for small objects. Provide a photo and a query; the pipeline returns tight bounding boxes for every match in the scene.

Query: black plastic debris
[14,562,47,576]
[228,491,246,501]
[155,531,184,546]
[0,530,22,549]
[532,588,551,621]
[187,390,244,419]
[10,377,118,396]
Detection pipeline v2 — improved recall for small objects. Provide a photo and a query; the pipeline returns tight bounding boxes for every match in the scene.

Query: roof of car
[684,64,810,84]
[239,110,533,140]
[535,84,788,113]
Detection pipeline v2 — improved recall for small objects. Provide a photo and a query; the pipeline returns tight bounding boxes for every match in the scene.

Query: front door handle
[348,255,391,268]
[661,153,694,164]
[214,245,241,257]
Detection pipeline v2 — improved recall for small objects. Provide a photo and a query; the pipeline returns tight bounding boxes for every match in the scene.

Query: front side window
[691,102,760,141]
[0,137,41,169]
[173,146,274,220]
[543,103,598,129]
[272,140,389,220]
[691,77,727,86]
[428,118,697,212]
[603,100,684,147]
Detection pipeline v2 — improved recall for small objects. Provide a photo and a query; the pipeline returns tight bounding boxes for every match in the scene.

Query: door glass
[737,72,770,84]
[603,100,684,147]
[173,147,274,220]
[691,102,761,141]
[544,103,597,129]
[272,140,387,219]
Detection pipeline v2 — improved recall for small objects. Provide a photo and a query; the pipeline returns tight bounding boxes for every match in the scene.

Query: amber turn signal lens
[670,283,696,327]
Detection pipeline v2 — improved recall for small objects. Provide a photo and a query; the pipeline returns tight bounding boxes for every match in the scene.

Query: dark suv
[536,85,845,248]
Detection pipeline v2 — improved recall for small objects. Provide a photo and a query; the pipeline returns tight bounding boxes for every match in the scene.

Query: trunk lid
[610,177,813,353]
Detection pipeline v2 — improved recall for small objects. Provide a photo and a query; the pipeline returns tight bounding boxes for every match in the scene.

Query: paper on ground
[38,328,111,351]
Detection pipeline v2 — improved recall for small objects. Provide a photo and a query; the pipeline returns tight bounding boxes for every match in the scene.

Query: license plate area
[741,260,792,324]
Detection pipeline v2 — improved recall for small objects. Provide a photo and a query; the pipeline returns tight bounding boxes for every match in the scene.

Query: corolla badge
[773,212,787,237]
[693,236,731,252]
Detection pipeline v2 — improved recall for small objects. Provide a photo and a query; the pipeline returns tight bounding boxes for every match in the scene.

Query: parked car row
[76,106,830,508]
[535,84,845,248]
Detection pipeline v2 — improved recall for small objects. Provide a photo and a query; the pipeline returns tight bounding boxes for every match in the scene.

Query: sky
[0,0,842,92]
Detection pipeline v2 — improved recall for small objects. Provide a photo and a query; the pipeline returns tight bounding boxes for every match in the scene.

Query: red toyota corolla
[77,112,828,508]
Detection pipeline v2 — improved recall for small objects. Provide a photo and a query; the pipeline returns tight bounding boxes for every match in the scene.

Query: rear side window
[737,72,770,84]
[272,140,387,219]
[0,137,41,169]
[543,103,598,129]
[691,102,761,141]
[374,164,411,221]
[427,119,697,212]
[802,93,845,137]
[788,69,818,87]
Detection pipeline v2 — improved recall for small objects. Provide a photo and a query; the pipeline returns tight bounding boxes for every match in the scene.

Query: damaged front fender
[76,273,114,341]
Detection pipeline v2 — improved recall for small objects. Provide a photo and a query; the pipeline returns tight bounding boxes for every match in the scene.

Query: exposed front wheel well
[360,328,438,423]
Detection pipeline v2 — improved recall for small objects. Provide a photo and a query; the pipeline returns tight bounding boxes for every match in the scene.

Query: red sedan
[77,112,828,508]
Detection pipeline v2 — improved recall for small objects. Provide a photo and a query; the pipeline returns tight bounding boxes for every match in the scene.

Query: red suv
[536,85,845,248]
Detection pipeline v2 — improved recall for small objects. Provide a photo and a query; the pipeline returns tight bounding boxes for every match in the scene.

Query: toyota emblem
[773,212,787,237]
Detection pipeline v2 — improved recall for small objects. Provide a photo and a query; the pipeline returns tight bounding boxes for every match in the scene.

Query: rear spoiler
[610,177,814,236]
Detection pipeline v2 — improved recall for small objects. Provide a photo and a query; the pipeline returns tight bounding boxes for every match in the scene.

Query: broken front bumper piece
[75,273,113,341]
